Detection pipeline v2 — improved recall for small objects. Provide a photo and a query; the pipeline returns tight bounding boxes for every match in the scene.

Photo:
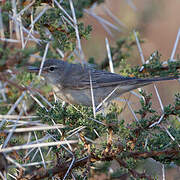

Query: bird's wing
[61,64,144,90]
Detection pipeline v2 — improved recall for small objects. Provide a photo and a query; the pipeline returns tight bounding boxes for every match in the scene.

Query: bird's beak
[28,66,49,75]
[27,66,40,73]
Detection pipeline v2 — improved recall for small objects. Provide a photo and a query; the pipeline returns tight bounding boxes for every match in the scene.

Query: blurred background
[82,0,180,61]
[81,0,180,179]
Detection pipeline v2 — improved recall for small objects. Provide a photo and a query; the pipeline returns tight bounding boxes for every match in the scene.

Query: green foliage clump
[131,51,180,78]
[37,102,121,141]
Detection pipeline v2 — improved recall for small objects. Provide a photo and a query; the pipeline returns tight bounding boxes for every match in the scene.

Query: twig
[63,155,75,180]
[149,114,164,128]
[0,140,78,153]
[96,86,119,111]
[127,102,139,122]
[170,27,180,60]
[38,42,50,76]
[162,164,165,180]
[103,6,126,28]
[54,0,74,23]
[153,84,164,112]
[12,0,20,40]
[30,5,50,28]
[133,30,145,64]
[89,72,96,118]
[2,108,23,148]
[1,124,65,133]
[16,161,52,167]
[105,37,114,73]
[69,0,85,61]
[34,132,46,169]
[18,15,25,49]
[0,115,37,120]
[84,9,121,32]
[0,38,20,43]
[16,0,35,17]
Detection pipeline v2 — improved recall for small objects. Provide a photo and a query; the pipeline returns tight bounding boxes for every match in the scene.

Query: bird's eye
[49,66,55,72]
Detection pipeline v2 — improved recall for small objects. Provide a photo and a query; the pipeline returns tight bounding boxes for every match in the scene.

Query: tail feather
[143,76,178,82]
[124,76,179,92]
[139,76,178,84]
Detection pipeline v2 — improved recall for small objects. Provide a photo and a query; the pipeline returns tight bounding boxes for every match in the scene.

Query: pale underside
[52,84,142,106]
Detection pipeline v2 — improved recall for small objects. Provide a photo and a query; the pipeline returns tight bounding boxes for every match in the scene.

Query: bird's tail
[142,76,179,83]
[125,76,179,92]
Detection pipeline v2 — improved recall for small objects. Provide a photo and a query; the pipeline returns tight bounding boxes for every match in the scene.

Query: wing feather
[61,64,140,89]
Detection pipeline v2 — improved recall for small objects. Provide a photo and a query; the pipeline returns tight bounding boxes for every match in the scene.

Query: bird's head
[28,59,66,84]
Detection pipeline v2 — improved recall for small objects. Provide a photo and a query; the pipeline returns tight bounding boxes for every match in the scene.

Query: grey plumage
[28,59,178,107]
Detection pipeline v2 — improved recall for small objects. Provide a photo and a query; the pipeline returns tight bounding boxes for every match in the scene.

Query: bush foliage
[0,0,179,179]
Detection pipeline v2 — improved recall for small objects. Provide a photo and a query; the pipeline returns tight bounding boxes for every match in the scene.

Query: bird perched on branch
[28,59,178,109]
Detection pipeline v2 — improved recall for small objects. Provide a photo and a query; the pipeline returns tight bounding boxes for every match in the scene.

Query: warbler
[28,59,178,108]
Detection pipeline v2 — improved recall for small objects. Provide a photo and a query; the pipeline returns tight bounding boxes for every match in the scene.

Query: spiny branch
[19,148,180,180]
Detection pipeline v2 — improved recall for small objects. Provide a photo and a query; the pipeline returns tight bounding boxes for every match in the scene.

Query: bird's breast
[52,85,93,106]
[52,85,129,107]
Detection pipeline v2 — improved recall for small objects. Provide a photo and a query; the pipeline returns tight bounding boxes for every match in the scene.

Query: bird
[28,59,178,108]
